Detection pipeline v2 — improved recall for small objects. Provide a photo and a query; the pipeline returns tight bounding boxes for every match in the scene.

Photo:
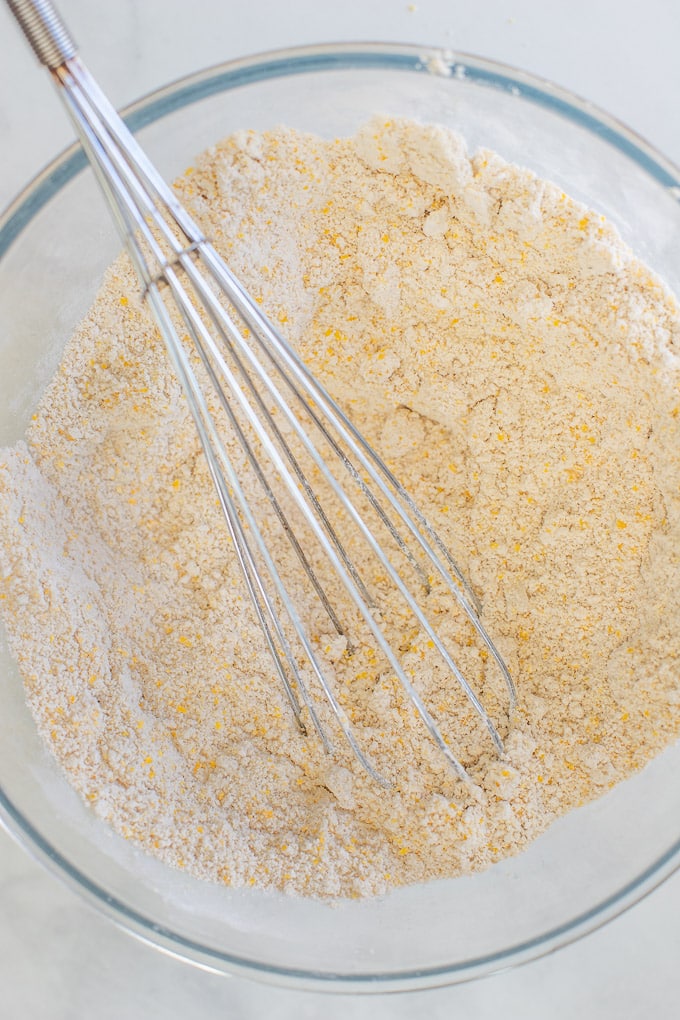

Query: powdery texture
[1,118,680,897]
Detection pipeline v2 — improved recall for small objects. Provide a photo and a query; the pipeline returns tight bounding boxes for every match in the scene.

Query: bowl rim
[2,40,680,258]
[1,40,679,992]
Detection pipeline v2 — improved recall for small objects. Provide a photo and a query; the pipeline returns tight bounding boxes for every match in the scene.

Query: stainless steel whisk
[7,0,516,784]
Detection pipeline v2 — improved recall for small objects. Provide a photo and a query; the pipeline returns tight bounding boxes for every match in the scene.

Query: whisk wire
[47,54,515,783]
[58,70,330,742]
[58,59,395,783]
[192,250,515,752]
[180,257,508,768]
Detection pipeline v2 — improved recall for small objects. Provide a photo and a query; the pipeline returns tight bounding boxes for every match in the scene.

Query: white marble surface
[1,0,680,1016]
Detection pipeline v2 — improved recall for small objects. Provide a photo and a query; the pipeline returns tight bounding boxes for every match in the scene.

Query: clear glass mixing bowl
[1,43,679,992]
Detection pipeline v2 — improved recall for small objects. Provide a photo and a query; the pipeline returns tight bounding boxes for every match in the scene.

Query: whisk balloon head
[8,0,517,785]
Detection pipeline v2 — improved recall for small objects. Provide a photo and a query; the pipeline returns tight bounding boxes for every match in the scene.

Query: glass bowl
[1,43,679,993]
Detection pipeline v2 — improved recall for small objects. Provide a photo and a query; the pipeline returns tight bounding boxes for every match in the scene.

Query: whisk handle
[5,0,76,69]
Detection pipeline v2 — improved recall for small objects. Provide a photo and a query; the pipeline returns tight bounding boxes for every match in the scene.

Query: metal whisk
[7,0,516,784]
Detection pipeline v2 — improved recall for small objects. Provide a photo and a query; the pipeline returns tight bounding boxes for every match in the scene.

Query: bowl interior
[1,45,679,991]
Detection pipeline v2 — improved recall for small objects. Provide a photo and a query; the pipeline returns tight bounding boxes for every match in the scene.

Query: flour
[1,117,679,898]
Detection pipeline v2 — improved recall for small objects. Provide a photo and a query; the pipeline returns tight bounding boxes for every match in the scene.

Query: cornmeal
[1,118,679,897]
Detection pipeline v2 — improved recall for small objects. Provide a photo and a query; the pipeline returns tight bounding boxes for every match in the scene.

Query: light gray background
[1,0,679,1017]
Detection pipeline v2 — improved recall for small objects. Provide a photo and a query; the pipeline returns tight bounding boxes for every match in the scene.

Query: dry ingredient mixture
[1,118,680,898]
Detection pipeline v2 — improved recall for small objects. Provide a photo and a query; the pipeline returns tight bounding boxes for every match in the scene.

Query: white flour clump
[1,117,680,898]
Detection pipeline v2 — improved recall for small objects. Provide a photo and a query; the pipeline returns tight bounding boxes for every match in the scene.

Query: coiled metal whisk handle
[6,0,76,69]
